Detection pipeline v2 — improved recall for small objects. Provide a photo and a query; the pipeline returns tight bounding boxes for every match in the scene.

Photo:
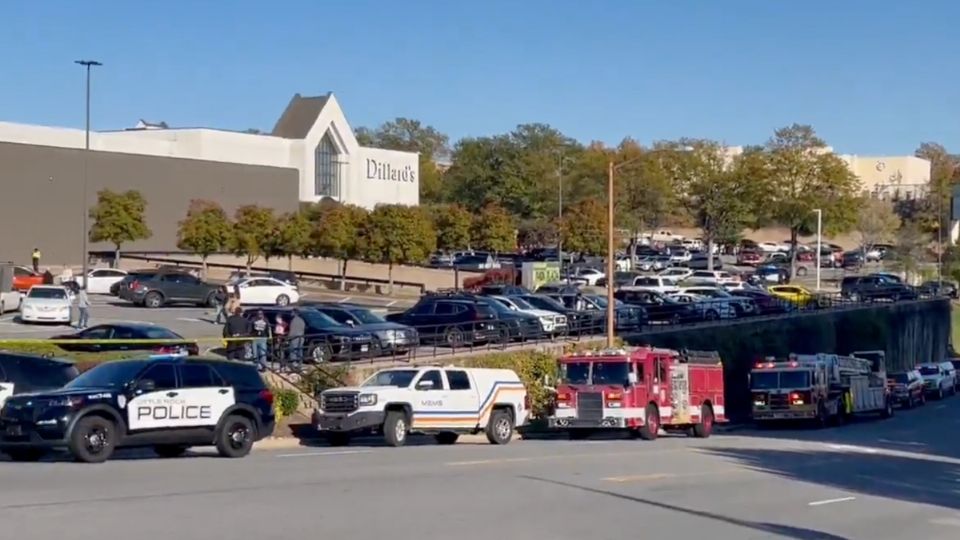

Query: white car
[685,270,740,286]
[68,268,128,294]
[19,286,72,324]
[236,277,300,306]
[0,290,22,314]
[658,267,693,283]
[668,250,692,264]
[488,295,568,334]
[623,277,679,295]
[569,268,605,286]
[758,241,790,253]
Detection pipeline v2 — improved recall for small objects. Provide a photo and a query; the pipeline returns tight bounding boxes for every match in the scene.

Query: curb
[254,432,497,451]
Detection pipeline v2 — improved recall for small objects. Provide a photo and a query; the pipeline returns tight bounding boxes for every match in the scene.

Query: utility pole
[75,59,102,278]
[606,161,615,347]
[557,151,564,267]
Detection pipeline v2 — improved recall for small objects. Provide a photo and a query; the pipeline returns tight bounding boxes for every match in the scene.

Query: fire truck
[750,350,893,425]
[547,347,726,440]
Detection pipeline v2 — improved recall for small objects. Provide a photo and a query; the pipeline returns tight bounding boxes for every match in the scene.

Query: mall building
[0,93,420,264]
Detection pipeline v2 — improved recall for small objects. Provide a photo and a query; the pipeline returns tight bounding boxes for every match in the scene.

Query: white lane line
[930,517,960,527]
[337,296,352,303]
[808,496,856,507]
[275,450,372,458]
[176,317,206,323]
[825,443,879,454]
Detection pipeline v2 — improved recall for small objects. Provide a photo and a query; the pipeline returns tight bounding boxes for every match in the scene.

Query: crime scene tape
[0,337,258,345]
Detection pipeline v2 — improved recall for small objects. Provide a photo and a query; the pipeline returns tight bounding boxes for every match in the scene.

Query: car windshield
[65,360,147,389]
[481,300,511,314]
[363,369,418,388]
[591,362,631,386]
[780,371,811,388]
[28,288,67,299]
[891,373,910,383]
[346,309,385,324]
[301,311,341,329]
[560,362,590,384]
[506,296,535,310]
[523,295,565,312]
[919,366,940,376]
[751,372,779,390]
[142,327,183,339]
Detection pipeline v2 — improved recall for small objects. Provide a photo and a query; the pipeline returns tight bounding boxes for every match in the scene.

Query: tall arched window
[315,133,340,197]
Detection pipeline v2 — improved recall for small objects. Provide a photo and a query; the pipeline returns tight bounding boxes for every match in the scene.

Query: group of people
[215,285,306,373]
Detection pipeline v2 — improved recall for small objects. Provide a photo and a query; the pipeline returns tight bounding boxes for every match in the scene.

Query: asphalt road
[1,394,958,539]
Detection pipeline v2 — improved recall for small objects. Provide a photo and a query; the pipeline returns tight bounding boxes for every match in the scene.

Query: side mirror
[628,372,638,385]
[346,319,356,326]
[136,379,156,392]
[416,380,434,391]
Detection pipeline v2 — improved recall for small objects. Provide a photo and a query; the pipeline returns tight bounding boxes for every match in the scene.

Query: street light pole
[557,152,564,267]
[75,59,101,279]
[606,161,615,348]
[814,208,822,291]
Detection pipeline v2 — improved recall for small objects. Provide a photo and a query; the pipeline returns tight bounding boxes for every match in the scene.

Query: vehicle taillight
[130,280,141,290]
[259,389,274,406]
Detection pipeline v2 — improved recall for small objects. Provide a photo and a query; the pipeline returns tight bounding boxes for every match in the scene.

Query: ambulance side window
[139,364,177,391]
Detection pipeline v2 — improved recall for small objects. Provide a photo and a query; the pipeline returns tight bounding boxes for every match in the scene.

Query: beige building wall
[839,155,930,200]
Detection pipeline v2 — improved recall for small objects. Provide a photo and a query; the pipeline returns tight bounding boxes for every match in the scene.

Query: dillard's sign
[366,159,417,183]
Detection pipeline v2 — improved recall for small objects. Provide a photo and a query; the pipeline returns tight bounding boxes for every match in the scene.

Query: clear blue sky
[2,0,958,154]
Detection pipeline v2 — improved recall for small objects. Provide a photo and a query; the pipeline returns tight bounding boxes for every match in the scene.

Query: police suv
[0,355,275,463]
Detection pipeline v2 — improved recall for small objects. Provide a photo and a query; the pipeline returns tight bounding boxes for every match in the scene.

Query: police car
[0,355,276,463]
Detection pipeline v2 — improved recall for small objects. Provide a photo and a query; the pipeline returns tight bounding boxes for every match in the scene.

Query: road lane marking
[275,450,372,458]
[930,517,960,528]
[808,496,856,507]
[177,317,206,323]
[876,438,926,447]
[824,443,879,454]
[447,457,535,466]
[604,473,674,483]
[445,448,690,467]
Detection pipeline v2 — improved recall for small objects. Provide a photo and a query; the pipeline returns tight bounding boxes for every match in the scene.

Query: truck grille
[768,393,789,410]
[322,392,358,413]
[577,392,603,421]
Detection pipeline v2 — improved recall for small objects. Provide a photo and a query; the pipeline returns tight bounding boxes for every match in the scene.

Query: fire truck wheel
[637,404,659,441]
[485,408,514,445]
[692,404,714,438]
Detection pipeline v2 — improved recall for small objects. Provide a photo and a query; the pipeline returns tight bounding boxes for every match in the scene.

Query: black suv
[386,295,500,347]
[119,272,220,308]
[0,356,275,463]
[306,303,418,356]
[614,289,699,324]
[0,353,79,400]
[841,275,917,302]
[243,307,377,363]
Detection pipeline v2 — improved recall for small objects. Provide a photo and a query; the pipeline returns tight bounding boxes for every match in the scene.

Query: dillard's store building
[0,93,419,264]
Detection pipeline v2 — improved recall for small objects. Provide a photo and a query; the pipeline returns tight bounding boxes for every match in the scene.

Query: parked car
[228,269,300,289]
[110,269,160,296]
[236,277,300,306]
[485,295,568,335]
[666,292,736,320]
[682,286,756,317]
[918,280,958,298]
[730,289,793,315]
[841,275,917,302]
[510,294,602,335]
[544,293,645,332]
[737,250,763,266]
[614,289,700,325]
[597,271,641,288]
[624,276,680,295]
[0,352,79,407]
[567,267,605,286]
[685,270,739,286]
[474,295,549,341]
[536,283,581,295]
[767,285,820,309]
[19,285,72,324]
[385,295,499,347]
[657,267,693,283]
[917,362,957,399]
[887,369,926,408]
[0,289,20,314]
[479,284,530,296]
[119,272,220,308]
[64,268,128,295]
[12,266,44,293]
[247,307,376,362]
[754,265,789,284]
[51,323,199,355]
[758,241,789,253]
[308,303,418,355]
[841,250,865,269]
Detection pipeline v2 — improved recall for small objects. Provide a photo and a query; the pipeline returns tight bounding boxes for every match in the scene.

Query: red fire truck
[548,347,726,440]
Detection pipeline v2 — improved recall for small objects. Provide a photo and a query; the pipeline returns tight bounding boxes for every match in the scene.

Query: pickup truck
[622,277,679,295]
[314,366,529,447]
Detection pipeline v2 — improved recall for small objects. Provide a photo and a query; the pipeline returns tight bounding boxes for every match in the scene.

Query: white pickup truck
[314,366,529,447]
[0,290,21,314]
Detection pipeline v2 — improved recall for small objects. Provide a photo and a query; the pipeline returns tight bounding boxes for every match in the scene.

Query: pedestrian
[213,286,229,324]
[75,286,91,329]
[223,306,250,361]
[287,309,306,371]
[31,248,41,273]
[250,310,271,372]
[273,313,288,370]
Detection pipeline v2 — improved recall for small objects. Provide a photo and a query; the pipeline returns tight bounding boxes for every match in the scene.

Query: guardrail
[113,252,428,295]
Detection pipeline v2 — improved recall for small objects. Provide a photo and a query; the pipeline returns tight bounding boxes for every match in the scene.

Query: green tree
[176,200,232,277]
[88,189,152,264]
[561,199,607,255]
[913,142,958,234]
[892,221,929,283]
[518,218,557,248]
[355,118,450,203]
[764,124,862,277]
[361,204,436,293]
[276,212,313,271]
[472,204,516,253]
[230,205,276,270]
[431,204,472,252]
[614,140,677,244]
[313,204,368,289]
[854,197,901,253]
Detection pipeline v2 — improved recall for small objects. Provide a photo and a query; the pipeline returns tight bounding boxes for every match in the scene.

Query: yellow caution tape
[0,337,260,345]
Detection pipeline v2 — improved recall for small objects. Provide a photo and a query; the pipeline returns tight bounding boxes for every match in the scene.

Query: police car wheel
[154,444,189,458]
[216,415,255,458]
[69,416,116,463]
[5,449,46,462]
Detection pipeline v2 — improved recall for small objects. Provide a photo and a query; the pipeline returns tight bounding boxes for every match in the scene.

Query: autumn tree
[88,189,152,265]
[471,204,516,253]
[313,204,368,289]
[430,204,472,252]
[892,221,929,283]
[912,142,958,234]
[561,199,606,255]
[854,197,901,253]
[276,212,313,271]
[230,205,276,270]
[176,200,232,277]
[764,124,862,277]
[517,218,557,249]
[361,204,436,293]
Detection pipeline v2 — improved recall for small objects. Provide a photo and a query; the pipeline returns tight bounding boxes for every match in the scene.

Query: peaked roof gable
[271,93,331,139]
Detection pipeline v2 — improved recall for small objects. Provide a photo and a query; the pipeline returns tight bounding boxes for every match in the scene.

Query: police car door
[127,363,232,431]
[175,363,235,427]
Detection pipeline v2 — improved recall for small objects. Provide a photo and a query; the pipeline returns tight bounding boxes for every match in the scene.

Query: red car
[737,250,762,266]
[12,266,44,292]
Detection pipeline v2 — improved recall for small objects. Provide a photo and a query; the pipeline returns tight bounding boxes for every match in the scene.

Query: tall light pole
[557,151,564,267]
[75,59,101,278]
[813,208,822,291]
[606,156,645,348]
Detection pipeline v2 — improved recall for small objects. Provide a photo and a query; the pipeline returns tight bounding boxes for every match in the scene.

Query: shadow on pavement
[520,475,848,540]
[701,446,960,512]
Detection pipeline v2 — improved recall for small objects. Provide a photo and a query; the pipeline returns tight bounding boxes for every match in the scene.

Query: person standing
[250,310,271,372]
[273,313,288,370]
[287,309,306,371]
[76,286,91,329]
[31,248,41,273]
[223,307,250,361]
[213,286,230,325]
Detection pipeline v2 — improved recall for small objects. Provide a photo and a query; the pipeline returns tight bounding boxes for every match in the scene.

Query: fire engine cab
[750,350,893,425]
[548,347,726,440]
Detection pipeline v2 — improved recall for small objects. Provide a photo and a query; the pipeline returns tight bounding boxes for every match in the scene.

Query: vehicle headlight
[358,394,377,406]
[48,396,84,409]
[375,330,398,342]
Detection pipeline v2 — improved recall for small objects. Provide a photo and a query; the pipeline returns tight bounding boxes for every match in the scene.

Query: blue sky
[2,0,958,154]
